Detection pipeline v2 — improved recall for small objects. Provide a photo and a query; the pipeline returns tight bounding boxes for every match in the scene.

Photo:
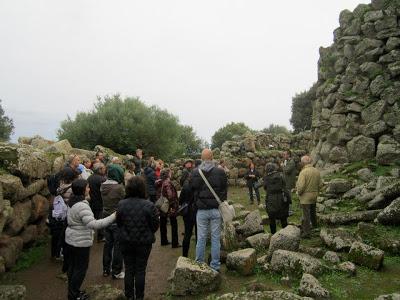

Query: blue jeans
[195,208,222,271]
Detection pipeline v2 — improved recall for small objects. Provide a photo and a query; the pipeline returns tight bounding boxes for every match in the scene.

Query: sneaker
[112,271,125,279]
[103,270,110,277]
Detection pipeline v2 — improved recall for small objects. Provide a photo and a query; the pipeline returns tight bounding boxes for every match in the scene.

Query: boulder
[169,257,221,296]
[0,236,24,269]
[221,222,240,252]
[299,273,330,299]
[375,294,400,300]
[0,285,26,300]
[346,136,375,162]
[0,143,54,179]
[349,241,384,270]
[20,225,38,245]
[86,284,125,300]
[356,222,400,255]
[358,180,400,204]
[377,197,400,225]
[5,200,32,236]
[343,185,364,199]
[43,139,72,154]
[320,228,361,252]
[236,210,264,238]
[0,256,5,273]
[30,194,49,222]
[337,261,357,276]
[0,175,46,204]
[326,178,352,195]
[246,233,271,252]
[318,210,381,226]
[376,137,400,166]
[299,246,325,259]
[322,251,341,264]
[357,168,374,182]
[0,200,13,235]
[226,248,257,275]
[268,225,300,257]
[215,290,313,300]
[270,250,325,277]
[235,210,251,220]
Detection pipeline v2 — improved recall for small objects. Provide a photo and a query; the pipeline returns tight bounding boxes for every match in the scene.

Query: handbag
[155,182,170,214]
[199,169,235,223]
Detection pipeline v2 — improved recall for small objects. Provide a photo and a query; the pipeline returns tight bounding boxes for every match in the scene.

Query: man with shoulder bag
[191,149,228,272]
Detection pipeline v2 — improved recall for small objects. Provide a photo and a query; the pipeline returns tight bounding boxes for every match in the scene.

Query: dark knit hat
[107,164,125,184]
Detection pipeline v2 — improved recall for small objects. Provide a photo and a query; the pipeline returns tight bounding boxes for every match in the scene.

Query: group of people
[47,146,321,300]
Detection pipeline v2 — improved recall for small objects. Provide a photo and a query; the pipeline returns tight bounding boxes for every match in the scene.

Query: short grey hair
[301,155,312,165]
[93,162,105,174]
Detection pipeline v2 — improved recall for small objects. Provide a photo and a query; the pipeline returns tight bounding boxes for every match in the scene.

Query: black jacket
[88,174,106,211]
[264,171,291,219]
[116,198,160,245]
[245,168,260,187]
[191,165,227,210]
[179,179,196,218]
[180,168,191,187]
[133,156,142,175]
[144,167,157,196]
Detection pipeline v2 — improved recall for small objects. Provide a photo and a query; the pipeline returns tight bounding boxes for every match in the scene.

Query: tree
[262,124,291,136]
[211,122,253,149]
[290,83,317,133]
[57,95,202,161]
[0,100,14,141]
[175,125,203,157]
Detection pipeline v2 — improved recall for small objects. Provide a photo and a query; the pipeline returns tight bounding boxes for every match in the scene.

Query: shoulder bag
[155,182,170,214]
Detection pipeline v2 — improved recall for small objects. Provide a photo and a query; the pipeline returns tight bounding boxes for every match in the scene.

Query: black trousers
[121,243,152,300]
[248,185,260,203]
[103,224,123,275]
[66,244,90,300]
[93,209,104,241]
[182,214,197,257]
[301,204,317,236]
[160,214,178,246]
[269,217,288,234]
[50,220,64,258]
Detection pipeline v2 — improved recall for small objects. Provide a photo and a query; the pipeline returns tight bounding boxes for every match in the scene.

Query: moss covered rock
[349,241,384,270]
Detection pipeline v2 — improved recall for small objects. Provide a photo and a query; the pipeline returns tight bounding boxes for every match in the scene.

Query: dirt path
[7,229,183,300]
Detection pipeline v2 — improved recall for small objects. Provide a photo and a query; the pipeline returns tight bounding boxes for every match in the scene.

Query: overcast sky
[0,0,370,143]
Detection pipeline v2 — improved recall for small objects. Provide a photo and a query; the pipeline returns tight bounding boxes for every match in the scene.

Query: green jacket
[283,158,297,190]
[296,164,321,205]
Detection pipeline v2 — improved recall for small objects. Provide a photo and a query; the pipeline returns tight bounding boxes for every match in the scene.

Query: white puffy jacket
[65,200,115,247]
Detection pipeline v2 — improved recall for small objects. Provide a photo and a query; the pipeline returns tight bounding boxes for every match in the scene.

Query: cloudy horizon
[0,0,370,143]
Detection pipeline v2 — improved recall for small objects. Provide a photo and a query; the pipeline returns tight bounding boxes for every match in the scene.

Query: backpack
[52,195,68,221]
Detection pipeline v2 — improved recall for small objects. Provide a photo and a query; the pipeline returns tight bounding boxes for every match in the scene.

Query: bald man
[296,155,322,238]
[191,149,227,272]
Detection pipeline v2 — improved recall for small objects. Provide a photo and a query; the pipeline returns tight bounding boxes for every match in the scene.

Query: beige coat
[296,164,322,204]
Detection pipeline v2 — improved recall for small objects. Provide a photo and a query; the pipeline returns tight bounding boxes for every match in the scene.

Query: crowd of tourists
[47,147,320,300]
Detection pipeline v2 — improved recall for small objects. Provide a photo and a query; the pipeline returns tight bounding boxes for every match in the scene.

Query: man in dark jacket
[100,164,126,279]
[180,159,193,187]
[245,162,261,205]
[88,162,107,241]
[133,149,143,176]
[143,159,157,203]
[191,149,227,272]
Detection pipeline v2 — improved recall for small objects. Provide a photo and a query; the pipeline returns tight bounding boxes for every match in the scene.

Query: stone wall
[311,0,400,168]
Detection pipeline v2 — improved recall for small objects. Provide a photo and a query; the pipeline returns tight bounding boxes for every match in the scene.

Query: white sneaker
[112,271,125,279]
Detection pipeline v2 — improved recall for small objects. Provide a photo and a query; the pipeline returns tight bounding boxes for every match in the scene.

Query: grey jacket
[65,200,115,247]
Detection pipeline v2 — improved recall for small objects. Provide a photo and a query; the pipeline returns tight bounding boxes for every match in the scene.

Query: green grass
[10,239,48,272]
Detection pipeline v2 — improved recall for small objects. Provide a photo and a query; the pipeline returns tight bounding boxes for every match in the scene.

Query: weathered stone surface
[358,180,400,203]
[319,210,381,226]
[0,236,24,269]
[268,225,300,257]
[343,185,364,199]
[236,210,264,238]
[0,285,26,300]
[349,241,384,270]
[20,225,38,245]
[43,139,72,154]
[323,251,341,264]
[246,233,271,252]
[222,222,240,252]
[364,10,384,22]
[376,137,400,165]
[375,294,400,300]
[226,248,257,276]
[86,284,125,300]
[326,178,352,195]
[377,197,400,225]
[215,290,313,300]
[299,246,325,259]
[0,256,5,273]
[362,120,388,138]
[0,200,13,235]
[169,257,221,296]
[0,175,47,204]
[357,222,400,254]
[337,261,357,276]
[6,200,32,236]
[299,273,330,299]
[346,136,375,162]
[30,194,49,222]
[270,250,325,277]
[357,168,374,182]
[320,228,361,252]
